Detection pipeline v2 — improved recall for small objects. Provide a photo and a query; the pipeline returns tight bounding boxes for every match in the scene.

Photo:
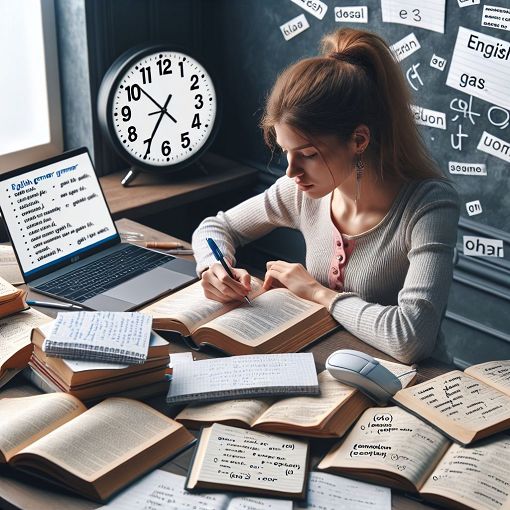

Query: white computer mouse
[325,349,402,406]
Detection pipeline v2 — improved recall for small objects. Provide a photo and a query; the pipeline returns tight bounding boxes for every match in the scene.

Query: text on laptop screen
[0,152,117,277]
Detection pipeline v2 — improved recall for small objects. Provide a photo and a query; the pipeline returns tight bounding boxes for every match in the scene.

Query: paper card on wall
[430,54,447,71]
[411,105,447,130]
[482,5,510,32]
[463,236,504,257]
[390,33,421,62]
[290,0,327,20]
[381,0,446,33]
[280,14,310,41]
[457,0,480,7]
[477,131,510,163]
[466,200,483,216]
[334,7,368,23]
[446,27,510,110]
[448,161,487,175]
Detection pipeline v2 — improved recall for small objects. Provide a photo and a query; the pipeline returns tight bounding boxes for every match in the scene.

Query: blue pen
[206,237,252,305]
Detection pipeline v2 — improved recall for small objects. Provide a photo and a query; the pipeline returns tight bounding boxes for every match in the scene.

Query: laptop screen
[0,148,119,280]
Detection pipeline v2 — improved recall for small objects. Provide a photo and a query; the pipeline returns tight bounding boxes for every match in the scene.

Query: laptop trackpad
[104,267,192,303]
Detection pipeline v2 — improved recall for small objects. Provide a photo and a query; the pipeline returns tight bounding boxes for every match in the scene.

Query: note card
[98,470,292,510]
[334,7,368,24]
[448,161,487,176]
[446,27,510,110]
[477,131,510,163]
[304,472,391,510]
[457,0,480,7]
[390,33,421,62]
[411,105,447,130]
[482,5,510,32]
[466,200,483,216]
[381,0,446,34]
[280,14,309,41]
[291,0,327,20]
[464,236,504,257]
[167,352,319,404]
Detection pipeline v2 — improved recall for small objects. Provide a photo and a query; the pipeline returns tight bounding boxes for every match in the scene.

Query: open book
[176,359,416,438]
[141,280,338,355]
[186,423,309,499]
[318,406,510,510]
[0,393,195,502]
[0,308,51,388]
[0,276,27,318]
[392,359,510,445]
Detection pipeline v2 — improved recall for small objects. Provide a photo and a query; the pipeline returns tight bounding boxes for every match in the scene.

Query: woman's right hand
[200,262,252,303]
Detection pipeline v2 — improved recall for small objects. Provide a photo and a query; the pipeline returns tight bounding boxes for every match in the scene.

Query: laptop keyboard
[36,244,172,302]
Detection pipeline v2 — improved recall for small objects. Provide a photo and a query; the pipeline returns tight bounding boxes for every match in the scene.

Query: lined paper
[381,0,445,33]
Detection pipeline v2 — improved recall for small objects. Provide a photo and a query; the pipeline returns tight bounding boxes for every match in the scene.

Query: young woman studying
[191,28,459,364]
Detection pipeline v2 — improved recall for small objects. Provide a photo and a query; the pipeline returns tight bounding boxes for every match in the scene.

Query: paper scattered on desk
[167,352,319,404]
[43,311,152,364]
[381,0,445,33]
[303,471,391,510]
[0,245,23,285]
[97,469,292,510]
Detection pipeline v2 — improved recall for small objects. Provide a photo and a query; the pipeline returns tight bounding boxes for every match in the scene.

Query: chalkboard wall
[200,0,510,241]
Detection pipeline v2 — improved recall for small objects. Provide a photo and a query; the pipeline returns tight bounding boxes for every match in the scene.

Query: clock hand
[143,94,173,158]
[139,86,176,123]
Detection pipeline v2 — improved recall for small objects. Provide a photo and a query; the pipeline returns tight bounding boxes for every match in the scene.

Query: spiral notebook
[43,311,152,364]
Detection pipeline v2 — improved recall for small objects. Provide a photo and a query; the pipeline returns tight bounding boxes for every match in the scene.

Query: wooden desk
[2,220,450,510]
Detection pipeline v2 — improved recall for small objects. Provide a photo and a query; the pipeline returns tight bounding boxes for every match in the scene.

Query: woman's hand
[201,262,252,303]
[263,260,337,307]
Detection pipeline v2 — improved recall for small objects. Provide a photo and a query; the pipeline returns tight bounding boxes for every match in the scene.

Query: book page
[228,496,292,510]
[421,435,510,510]
[254,371,358,428]
[394,371,510,436]
[0,393,85,461]
[0,308,51,370]
[0,245,23,285]
[20,398,181,481]
[167,353,318,404]
[465,360,510,397]
[44,311,152,363]
[205,289,323,345]
[191,423,308,495]
[0,276,18,299]
[318,407,450,489]
[303,471,391,510]
[177,398,272,427]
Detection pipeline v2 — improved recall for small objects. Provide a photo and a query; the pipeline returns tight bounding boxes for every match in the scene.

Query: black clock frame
[97,43,222,174]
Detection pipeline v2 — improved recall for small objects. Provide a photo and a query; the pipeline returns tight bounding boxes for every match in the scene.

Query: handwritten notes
[167,353,318,404]
[381,0,445,33]
[465,360,510,396]
[44,311,152,363]
[190,423,308,495]
[447,27,510,110]
[304,472,391,510]
[280,14,309,41]
[390,33,421,62]
[482,5,510,32]
[464,236,504,257]
[98,470,292,510]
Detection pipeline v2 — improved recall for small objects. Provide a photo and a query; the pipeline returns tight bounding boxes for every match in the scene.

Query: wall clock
[97,44,220,186]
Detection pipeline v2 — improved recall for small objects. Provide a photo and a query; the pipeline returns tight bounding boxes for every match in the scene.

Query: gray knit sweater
[191,176,460,364]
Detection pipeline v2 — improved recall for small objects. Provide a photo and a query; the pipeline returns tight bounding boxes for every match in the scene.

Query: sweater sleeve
[191,176,301,275]
[329,188,460,364]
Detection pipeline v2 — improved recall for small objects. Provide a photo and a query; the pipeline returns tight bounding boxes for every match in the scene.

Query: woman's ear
[353,124,370,153]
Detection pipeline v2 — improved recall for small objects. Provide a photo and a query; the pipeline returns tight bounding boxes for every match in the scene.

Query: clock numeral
[157,59,172,76]
[178,61,184,78]
[194,94,203,109]
[128,126,138,142]
[191,113,202,129]
[125,84,141,102]
[181,132,191,149]
[121,106,131,122]
[140,66,152,84]
[190,74,199,91]
[161,140,172,156]
[143,138,152,157]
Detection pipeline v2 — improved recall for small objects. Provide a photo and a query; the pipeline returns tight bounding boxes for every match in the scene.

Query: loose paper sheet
[195,423,308,494]
[446,27,510,110]
[168,352,318,404]
[465,360,510,396]
[381,0,445,33]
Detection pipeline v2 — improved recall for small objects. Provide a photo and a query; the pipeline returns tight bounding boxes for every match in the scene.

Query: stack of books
[27,321,170,402]
[0,276,26,318]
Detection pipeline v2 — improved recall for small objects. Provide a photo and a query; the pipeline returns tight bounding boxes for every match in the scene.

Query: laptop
[0,147,197,311]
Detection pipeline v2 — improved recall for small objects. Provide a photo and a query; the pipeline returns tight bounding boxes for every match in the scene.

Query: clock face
[110,50,217,167]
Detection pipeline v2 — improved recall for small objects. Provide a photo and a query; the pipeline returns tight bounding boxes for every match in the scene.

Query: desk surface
[2,219,450,510]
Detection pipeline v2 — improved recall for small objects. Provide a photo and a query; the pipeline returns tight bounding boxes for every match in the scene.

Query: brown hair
[260,28,442,181]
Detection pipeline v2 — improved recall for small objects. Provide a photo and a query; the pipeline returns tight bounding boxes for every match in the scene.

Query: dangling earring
[355,152,364,204]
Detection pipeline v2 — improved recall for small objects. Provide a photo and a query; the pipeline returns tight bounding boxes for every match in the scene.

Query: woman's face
[274,123,356,199]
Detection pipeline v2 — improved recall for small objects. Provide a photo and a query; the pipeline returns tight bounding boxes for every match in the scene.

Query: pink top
[328,228,356,291]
